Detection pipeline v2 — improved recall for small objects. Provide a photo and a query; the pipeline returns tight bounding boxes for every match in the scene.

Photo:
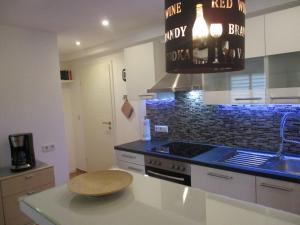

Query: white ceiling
[0,0,299,59]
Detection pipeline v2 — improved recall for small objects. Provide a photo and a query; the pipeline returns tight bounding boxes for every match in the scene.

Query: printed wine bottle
[192,4,209,64]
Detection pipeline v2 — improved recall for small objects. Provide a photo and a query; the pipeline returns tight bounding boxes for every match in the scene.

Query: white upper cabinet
[204,57,266,105]
[245,16,266,59]
[268,51,300,104]
[124,40,165,100]
[265,6,300,56]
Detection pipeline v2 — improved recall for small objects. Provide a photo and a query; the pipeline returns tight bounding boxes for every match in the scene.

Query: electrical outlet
[41,144,56,153]
[155,125,169,133]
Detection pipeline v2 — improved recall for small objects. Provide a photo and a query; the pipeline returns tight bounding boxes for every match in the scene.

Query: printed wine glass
[229,49,236,63]
[222,41,229,63]
[210,23,223,64]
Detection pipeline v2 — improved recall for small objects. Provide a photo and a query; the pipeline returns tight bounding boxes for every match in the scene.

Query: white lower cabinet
[256,177,300,214]
[117,161,145,174]
[191,165,256,202]
[116,150,145,175]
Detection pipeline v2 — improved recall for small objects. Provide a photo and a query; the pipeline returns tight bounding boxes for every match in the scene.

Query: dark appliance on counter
[9,133,36,171]
[145,142,215,186]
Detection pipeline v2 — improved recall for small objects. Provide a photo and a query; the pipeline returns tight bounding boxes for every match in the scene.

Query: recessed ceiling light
[102,19,110,27]
[75,41,81,46]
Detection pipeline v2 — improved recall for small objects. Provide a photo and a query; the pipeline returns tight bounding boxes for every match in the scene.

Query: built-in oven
[145,155,191,186]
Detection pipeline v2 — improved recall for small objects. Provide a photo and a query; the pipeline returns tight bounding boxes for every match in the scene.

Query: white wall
[0,25,69,185]
[61,84,77,172]
[62,52,143,170]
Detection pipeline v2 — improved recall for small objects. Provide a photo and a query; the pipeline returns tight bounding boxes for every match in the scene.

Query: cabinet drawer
[1,167,54,197]
[191,165,256,202]
[256,177,300,214]
[116,151,144,166]
[117,160,145,175]
[3,183,53,225]
[0,188,4,225]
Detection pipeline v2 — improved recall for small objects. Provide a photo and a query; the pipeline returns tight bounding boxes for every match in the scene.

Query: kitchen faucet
[277,112,300,158]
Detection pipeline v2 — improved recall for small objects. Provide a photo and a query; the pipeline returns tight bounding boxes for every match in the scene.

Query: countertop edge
[115,145,300,184]
[0,161,53,181]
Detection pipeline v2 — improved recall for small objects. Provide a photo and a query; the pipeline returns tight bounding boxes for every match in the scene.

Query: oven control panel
[145,155,191,175]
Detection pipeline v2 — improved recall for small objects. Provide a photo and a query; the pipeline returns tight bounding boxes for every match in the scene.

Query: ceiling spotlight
[102,19,110,27]
[75,41,81,46]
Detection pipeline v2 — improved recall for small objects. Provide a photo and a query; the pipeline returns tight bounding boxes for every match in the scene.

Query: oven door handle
[147,170,185,182]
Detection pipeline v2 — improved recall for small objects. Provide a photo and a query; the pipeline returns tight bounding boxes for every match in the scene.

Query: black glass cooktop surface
[151,142,215,158]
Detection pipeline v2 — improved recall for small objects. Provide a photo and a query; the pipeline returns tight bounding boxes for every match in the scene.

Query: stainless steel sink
[218,150,274,168]
[262,156,300,175]
[219,149,300,174]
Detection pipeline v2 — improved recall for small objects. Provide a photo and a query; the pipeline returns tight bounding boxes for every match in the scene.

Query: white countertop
[20,172,300,225]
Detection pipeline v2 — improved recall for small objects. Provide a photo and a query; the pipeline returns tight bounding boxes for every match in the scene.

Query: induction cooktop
[151,142,215,158]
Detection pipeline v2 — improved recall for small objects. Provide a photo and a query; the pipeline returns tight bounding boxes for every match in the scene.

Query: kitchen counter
[0,161,52,181]
[20,171,300,225]
[115,140,300,184]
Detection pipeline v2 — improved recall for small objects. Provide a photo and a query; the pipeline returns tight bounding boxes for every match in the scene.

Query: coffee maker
[9,133,36,171]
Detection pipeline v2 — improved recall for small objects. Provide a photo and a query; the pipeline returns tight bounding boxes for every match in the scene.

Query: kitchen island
[20,171,300,225]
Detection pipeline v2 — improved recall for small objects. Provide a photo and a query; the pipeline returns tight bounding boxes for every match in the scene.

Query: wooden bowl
[68,170,133,197]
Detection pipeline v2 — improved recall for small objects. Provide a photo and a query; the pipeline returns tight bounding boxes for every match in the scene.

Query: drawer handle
[270,96,300,100]
[121,154,136,159]
[235,97,262,101]
[207,172,233,180]
[260,183,293,192]
[128,166,142,172]
[25,175,33,180]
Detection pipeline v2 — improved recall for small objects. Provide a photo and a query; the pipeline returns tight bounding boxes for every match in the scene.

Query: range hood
[147,74,203,93]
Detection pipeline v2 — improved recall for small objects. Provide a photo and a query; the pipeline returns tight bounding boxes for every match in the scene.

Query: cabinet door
[256,177,300,214]
[3,184,53,225]
[203,91,231,105]
[265,6,300,56]
[269,88,300,104]
[268,51,300,90]
[124,42,156,100]
[0,189,4,225]
[203,57,266,105]
[1,167,54,197]
[191,165,256,202]
[245,16,265,59]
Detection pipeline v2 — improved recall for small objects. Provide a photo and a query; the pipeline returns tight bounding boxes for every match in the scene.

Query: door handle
[102,121,111,125]
[270,96,300,100]
[207,172,233,180]
[25,175,33,180]
[260,183,293,192]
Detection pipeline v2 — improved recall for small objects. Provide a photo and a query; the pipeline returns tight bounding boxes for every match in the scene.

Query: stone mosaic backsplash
[146,91,300,153]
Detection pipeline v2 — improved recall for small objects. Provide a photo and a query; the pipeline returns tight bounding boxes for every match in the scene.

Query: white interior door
[80,62,115,171]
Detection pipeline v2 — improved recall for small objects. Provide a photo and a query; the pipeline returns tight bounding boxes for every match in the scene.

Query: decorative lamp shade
[165,0,246,73]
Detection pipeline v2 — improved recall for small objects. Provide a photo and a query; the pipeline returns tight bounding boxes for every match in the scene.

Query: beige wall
[0,25,69,185]
[62,52,143,170]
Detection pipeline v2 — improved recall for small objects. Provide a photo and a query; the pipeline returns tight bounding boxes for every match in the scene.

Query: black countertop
[115,140,300,184]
